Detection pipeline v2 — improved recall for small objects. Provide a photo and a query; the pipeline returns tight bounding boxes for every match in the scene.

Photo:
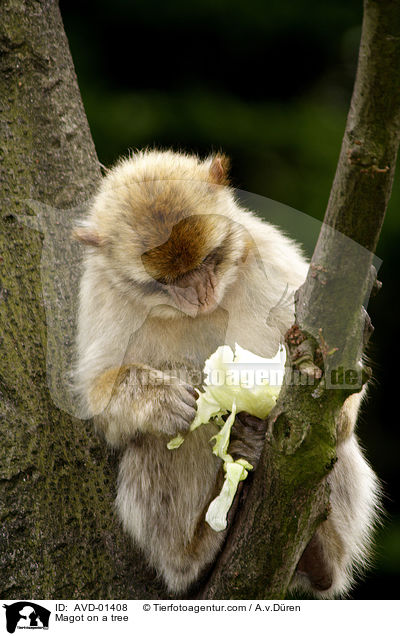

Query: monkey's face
[73,152,252,318]
[75,208,250,319]
[137,213,248,317]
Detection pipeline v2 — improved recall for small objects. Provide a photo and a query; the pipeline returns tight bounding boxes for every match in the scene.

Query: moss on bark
[0,0,164,599]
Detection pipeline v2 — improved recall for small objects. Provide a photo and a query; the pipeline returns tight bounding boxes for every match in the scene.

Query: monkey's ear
[72,225,105,247]
[209,154,230,185]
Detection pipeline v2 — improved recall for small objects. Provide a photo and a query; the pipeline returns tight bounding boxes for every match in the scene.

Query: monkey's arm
[88,364,197,447]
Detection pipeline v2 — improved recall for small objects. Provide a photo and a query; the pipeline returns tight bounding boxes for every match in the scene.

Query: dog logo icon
[3,602,50,633]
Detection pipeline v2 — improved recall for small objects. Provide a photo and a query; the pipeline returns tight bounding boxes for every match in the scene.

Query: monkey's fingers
[170,412,196,432]
[235,411,267,433]
[181,383,199,401]
[229,412,267,468]
[177,387,198,412]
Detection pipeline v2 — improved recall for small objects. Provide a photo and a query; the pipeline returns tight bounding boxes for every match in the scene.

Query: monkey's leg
[170,413,269,593]
[116,425,226,596]
[116,415,268,596]
[292,393,380,598]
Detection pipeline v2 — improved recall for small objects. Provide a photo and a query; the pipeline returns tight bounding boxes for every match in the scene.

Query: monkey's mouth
[167,269,218,317]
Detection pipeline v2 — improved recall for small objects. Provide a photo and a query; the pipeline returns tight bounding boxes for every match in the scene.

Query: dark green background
[60,0,400,599]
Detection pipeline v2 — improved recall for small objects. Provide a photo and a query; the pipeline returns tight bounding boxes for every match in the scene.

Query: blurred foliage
[60,0,400,599]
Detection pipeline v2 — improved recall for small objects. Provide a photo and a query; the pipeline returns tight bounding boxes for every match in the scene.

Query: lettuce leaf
[167,343,284,529]
[205,459,252,532]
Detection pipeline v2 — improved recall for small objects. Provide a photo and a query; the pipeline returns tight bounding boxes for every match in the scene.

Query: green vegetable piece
[210,402,237,463]
[205,460,250,532]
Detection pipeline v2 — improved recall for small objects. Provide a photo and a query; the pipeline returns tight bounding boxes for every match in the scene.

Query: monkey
[73,149,380,597]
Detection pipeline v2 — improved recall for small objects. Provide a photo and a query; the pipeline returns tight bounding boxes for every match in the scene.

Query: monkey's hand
[151,374,198,437]
[228,412,267,469]
[89,365,198,445]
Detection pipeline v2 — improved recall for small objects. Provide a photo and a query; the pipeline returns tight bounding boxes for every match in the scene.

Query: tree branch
[200,0,400,599]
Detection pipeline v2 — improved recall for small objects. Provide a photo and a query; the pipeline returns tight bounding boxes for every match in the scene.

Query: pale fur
[74,150,380,596]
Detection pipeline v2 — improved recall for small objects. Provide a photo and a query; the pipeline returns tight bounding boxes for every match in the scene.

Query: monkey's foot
[296,532,333,591]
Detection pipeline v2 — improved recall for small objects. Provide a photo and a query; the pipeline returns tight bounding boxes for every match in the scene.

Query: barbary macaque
[73,150,380,596]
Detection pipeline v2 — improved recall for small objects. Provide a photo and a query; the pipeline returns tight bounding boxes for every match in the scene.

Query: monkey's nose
[168,278,218,316]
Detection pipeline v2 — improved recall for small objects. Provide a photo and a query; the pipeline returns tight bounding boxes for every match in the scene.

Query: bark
[0,0,163,599]
[200,0,400,599]
[1,0,399,602]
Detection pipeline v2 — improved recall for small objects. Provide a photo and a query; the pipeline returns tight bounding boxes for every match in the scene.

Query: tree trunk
[200,0,400,599]
[0,0,163,599]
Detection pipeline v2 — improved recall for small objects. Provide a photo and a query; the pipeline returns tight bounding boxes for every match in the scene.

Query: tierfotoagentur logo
[2,603,51,634]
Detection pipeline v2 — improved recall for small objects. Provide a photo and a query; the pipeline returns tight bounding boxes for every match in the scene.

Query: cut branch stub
[285,324,323,382]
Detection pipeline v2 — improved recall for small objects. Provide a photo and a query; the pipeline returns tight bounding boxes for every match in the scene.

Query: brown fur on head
[141,214,230,283]
[73,150,248,317]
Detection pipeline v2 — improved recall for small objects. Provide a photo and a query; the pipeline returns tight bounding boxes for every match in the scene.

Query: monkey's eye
[202,247,223,267]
